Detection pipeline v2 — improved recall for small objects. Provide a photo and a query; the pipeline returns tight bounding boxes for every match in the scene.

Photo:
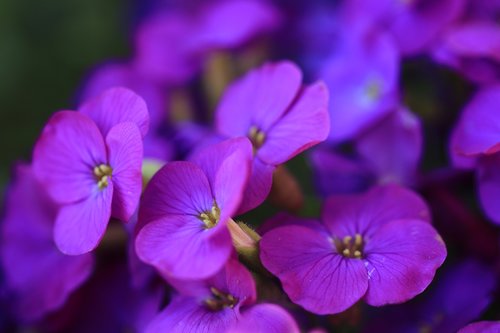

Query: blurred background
[0,0,132,190]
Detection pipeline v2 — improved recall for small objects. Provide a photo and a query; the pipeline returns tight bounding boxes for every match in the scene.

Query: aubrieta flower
[458,321,500,333]
[33,87,149,255]
[310,107,423,196]
[260,185,446,314]
[0,164,93,322]
[450,84,500,224]
[146,259,299,333]
[134,0,281,85]
[215,60,330,212]
[135,138,252,279]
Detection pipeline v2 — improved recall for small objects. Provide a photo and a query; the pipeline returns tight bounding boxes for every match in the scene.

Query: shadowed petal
[106,122,144,222]
[135,215,232,279]
[230,304,300,333]
[138,161,213,226]
[54,185,114,255]
[322,185,430,238]
[33,111,107,204]
[363,219,447,306]
[458,321,500,333]
[216,61,302,137]
[237,158,275,214]
[258,81,330,166]
[79,87,150,138]
[260,225,368,314]
[477,154,500,224]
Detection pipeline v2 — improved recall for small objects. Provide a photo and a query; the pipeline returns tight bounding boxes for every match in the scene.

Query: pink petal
[135,215,232,279]
[237,158,275,214]
[322,185,431,238]
[190,138,253,214]
[258,81,330,165]
[363,219,447,306]
[230,304,300,333]
[477,154,500,224]
[106,123,144,222]
[260,225,368,314]
[138,161,214,227]
[216,61,302,138]
[79,87,150,138]
[33,111,107,204]
[54,184,114,255]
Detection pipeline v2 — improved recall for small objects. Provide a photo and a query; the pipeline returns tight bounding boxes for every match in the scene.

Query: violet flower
[0,164,93,322]
[146,259,299,333]
[458,321,500,333]
[33,87,149,254]
[134,0,281,85]
[260,185,446,314]
[450,84,500,224]
[135,138,252,280]
[215,60,330,212]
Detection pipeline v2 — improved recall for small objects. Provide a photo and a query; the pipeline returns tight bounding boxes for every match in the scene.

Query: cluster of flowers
[1,0,500,332]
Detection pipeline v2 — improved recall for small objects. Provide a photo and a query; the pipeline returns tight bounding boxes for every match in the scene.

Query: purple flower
[134,0,281,85]
[310,107,423,196]
[260,185,446,314]
[146,259,299,333]
[458,321,500,333]
[33,87,149,254]
[318,30,399,142]
[135,138,252,279]
[450,84,500,223]
[0,164,93,321]
[215,60,330,212]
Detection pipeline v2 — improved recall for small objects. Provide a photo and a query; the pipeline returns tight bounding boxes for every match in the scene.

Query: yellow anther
[335,233,365,259]
[248,126,266,150]
[343,235,352,246]
[353,250,362,258]
[93,164,112,189]
[199,202,220,229]
[354,234,363,247]
[342,249,351,257]
[205,287,238,311]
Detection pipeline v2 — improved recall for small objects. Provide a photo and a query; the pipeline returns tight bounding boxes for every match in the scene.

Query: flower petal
[322,185,431,238]
[138,161,213,227]
[215,61,302,137]
[258,81,330,166]
[260,225,368,314]
[229,304,300,333]
[54,185,114,255]
[33,111,107,204]
[135,215,232,279]
[477,153,500,224]
[106,122,144,222]
[363,219,447,306]
[237,158,275,214]
[79,87,150,138]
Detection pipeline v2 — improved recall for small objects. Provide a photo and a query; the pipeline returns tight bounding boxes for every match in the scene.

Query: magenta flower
[0,164,93,322]
[458,321,500,333]
[135,138,252,279]
[450,84,500,223]
[33,87,149,255]
[134,0,281,84]
[260,185,446,314]
[215,60,330,212]
[146,259,299,333]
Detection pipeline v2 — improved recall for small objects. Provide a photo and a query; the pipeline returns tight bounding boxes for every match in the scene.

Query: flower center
[204,287,239,312]
[248,126,266,151]
[93,164,113,189]
[334,233,365,259]
[365,79,381,101]
[199,202,220,229]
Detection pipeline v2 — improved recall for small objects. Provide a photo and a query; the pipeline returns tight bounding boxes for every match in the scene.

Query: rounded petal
[54,185,114,255]
[363,219,447,306]
[229,304,300,333]
[33,111,107,204]
[106,122,144,222]
[322,185,431,238]
[477,153,500,224]
[79,87,150,138]
[190,137,253,214]
[452,85,500,156]
[237,158,275,214]
[258,81,330,166]
[138,161,214,227]
[260,225,368,314]
[135,215,232,279]
[216,61,302,137]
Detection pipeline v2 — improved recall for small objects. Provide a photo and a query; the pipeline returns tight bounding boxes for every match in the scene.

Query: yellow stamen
[93,164,112,189]
[199,202,220,229]
[248,126,266,151]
